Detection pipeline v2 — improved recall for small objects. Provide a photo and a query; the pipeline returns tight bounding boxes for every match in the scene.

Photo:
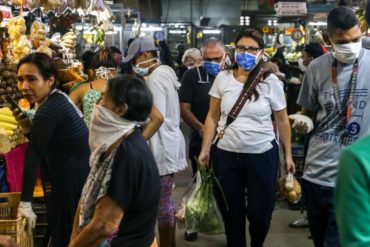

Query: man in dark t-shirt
[179,39,226,242]
[179,38,226,177]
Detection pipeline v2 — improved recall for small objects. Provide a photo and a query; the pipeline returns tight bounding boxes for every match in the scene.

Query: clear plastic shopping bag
[279,173,302,204]
[184,162,226,235]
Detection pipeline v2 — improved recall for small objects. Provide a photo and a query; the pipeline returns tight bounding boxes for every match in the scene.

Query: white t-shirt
[146,65,187,176]
[209,70,286,154]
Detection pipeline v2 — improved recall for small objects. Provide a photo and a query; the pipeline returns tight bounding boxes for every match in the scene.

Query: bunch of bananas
[93,27,105,46]
[61,31,77,66]
[30,21,47,42]
[357,9,369,33]
[61,31,77,50]
[0,107,17,135]
[0,107,28,152]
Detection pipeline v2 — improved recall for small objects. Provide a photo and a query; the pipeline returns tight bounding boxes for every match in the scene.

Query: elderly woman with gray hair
[182,48,203,69]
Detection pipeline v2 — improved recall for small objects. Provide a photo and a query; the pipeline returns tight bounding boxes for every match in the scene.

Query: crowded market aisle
[172,125,312,247]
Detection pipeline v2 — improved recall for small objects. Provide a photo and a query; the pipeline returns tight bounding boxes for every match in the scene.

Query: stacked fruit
[0,107,28,152]
[61,31,77,66]
[0,64,20,100]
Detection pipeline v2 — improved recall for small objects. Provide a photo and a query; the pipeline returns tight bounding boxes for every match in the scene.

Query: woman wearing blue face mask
[198,28,295,247]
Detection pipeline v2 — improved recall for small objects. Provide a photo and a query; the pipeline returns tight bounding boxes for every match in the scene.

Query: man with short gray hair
[179,38,228,241]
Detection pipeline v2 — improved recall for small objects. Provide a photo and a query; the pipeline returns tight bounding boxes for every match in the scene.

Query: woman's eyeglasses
[235,45,261,54]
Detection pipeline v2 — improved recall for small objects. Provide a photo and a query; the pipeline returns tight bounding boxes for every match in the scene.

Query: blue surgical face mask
[203,61,221,76]
[235,51,260,72]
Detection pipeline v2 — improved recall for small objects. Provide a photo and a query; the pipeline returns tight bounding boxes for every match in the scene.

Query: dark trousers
[189,141,201,176]
[213,141,279,247]
[302,179,340,247]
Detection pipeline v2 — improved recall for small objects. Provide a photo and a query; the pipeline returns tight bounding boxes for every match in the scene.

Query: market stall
[0,1,124,246]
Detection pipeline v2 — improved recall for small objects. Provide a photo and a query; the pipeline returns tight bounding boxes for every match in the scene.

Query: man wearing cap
[123,36,187,247]
[290,7,370,247]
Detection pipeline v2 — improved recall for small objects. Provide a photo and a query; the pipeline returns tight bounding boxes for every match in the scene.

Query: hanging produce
[88,0,114,32]
[60,30,77,65]
[12,35,32,62]
[93,25,105,46]
[40,0,62,12]
[7,16,26,40]
[7,16,32,62]
[26,0,41,9]
[30,20,47,42]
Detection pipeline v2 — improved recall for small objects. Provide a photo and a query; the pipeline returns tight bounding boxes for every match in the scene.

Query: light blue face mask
[132,58,159,77]
[203,61,221,76]
[235,51,260,72]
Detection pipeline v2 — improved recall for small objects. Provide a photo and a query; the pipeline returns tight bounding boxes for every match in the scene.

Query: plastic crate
[0,193,33,247]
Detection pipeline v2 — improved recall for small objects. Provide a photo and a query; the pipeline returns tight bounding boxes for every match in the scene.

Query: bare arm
[180,103,204,136]
[198,97,221,165]
[69,196,124,247]
[70,202,81,241]
[142,106,164,141]
[274,108,295,174]
[69,84,86,109]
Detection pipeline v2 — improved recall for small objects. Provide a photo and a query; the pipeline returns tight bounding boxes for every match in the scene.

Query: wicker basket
[0,193,33,247]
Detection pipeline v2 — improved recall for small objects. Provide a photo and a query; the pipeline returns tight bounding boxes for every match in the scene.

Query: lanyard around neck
[197,67,209,83]
[331,59,358,143]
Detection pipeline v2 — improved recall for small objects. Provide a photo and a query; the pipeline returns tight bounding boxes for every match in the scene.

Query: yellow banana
[0,122,17,131]
[0,114,17,125]
[0,108,13,116]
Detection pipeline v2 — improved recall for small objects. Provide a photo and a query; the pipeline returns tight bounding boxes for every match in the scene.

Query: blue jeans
[213,141,279,247]
[302,179,340,247]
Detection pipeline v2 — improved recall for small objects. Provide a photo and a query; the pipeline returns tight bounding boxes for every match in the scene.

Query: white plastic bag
[175,171,201,229]
[184,166,225,235]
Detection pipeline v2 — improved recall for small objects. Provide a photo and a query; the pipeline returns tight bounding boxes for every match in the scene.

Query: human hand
[198,125,204,138]
[0,235,17,247]
[289,114,314,134]
[17,201,37,230]
[285,156,296,174]
[198,150,210,168]
[12,109,31,134]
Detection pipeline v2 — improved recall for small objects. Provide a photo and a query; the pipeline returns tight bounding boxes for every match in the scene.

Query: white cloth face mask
[332,41,362,64]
